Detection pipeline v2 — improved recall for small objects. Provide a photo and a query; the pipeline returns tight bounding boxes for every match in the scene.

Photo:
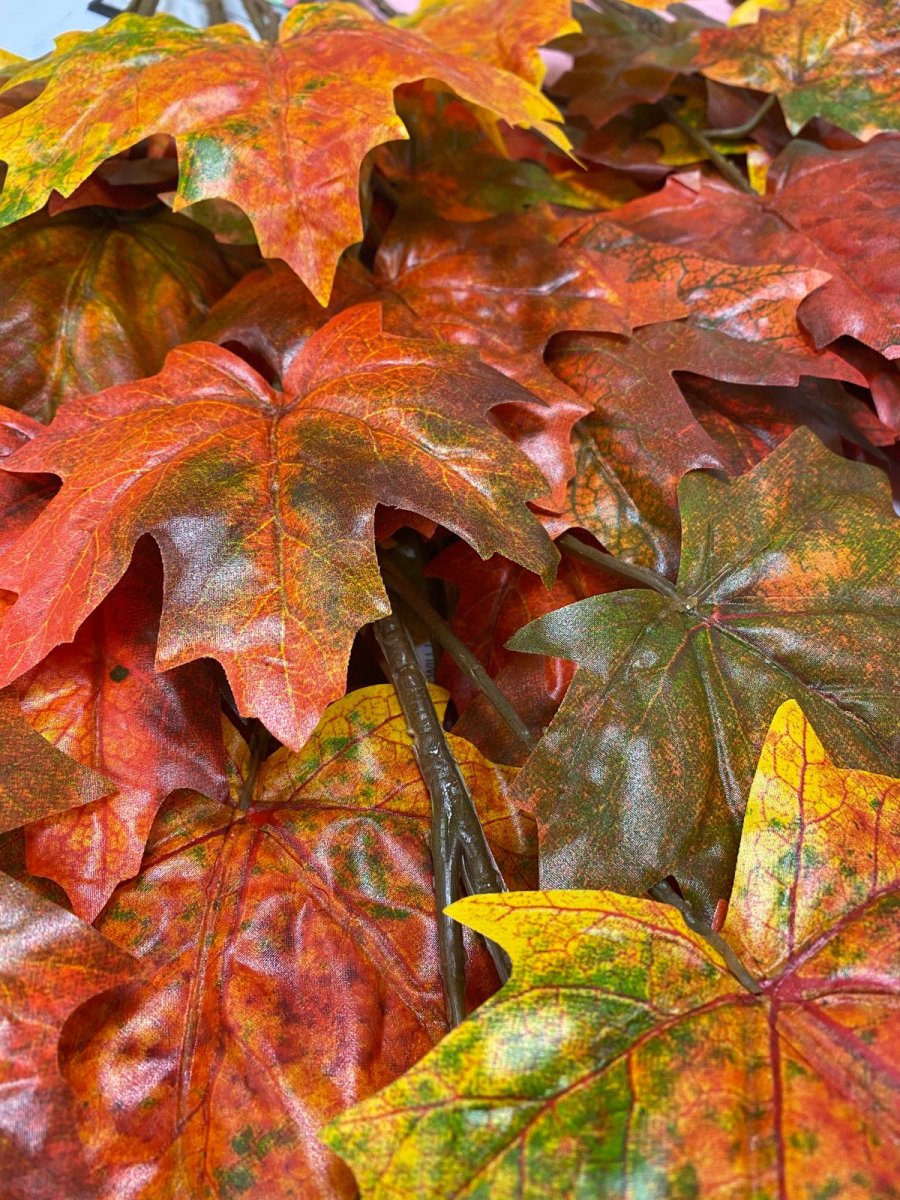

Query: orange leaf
[0,8,568,301]
[60,684,532,1199]
[0,304,556,750]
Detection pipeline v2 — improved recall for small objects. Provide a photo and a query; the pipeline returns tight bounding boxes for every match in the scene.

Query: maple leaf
[323,702,900,1199]
[694,0,900,140]
[426,540,620,763]
[397,0,579,86]
[0,409,113,838]
[0,6,568,302]
[0,873,137,1200]
[548,323,873,573]
[509,429,898,917]
[59,684,532,1200]
[611,138,900,360]
[0,303,556,750]
[551,1,704,131]
[0,209,234,423]
[16,542,228,923]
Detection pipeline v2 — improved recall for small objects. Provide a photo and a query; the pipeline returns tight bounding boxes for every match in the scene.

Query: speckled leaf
[398,0,578,86]
[509,428,898,918]
[17,542,228,923]
[0,209,232,424]
[59,684,533,1200]
[695,0,900,140]
[324,701,900,1198]
[611,138,900,360]
[0,303,556,750]
[0,873,137,1200]
[0,7,568,301]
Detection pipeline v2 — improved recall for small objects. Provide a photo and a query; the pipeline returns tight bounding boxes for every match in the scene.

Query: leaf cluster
[0,1,897,1196]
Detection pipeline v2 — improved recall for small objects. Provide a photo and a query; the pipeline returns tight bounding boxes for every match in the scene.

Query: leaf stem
[558,533,685,607]
[660,99,756,196]
[380,558,538,755]
[237,720,271,812]
[649,880,762,995]
[375,612,511,1024]
[703,93,776,139]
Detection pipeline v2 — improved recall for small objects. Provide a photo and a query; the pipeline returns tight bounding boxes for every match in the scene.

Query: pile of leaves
[0,0,897,1195]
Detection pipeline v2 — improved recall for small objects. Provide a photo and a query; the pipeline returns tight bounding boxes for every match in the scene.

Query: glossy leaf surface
[611,138,900,360]
[511,429,898,916]
[325,703,900,1199]
[696,0,900,139]
[399,0,578,86]
[17,542,228,922]
[0,873,136,1200]
[0,7,567,300]
[60,684,532,1200]
[0,209,233,423]
[0,304,555,749]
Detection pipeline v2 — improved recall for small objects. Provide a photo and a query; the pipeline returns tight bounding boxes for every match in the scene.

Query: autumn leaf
[0,874,137,1200]
[0,7,568,301]
[551,1,704,131]
[59,684,532,1200]
[694,0,900,140]
[323,702,900,1199]
[398,0,578,86]
[509,428,898,917]
[0,303,556,750]
[16,541,227,923]
[0,209,234,423]
[547,322,872,573]
[611,138,900,360]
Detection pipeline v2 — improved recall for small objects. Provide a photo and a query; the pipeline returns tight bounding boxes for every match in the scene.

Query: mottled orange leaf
[324,703,900,1198]
[0,209,233,423]
[17,542,227,922]
[510,429,898,918]
[612,138,900,360]
[60,684,532,1200]
[0,303,556,751]
[695,0,900,140]
[398,0,578,86]
[0,7,568,301]
[0,874,137,1200]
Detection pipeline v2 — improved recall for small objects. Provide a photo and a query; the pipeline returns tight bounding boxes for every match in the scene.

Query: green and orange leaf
[324,701,900,1199]
[0,303,556,750]
[0,7,568,301]
[510,429,898,917]
[694,0,900,140]
[59,684,532,1200]
[0,209,233,423]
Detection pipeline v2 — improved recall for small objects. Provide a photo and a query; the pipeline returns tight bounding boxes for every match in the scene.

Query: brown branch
[648,880,762,995]
[660,99,756,196]
[127,0,161,14]
[380,558,538,755]
[558,533,686,608]
[703,93,776,139]
[205,0,228,24]
[236,720,270,812]
[375,612,511,1024]
[242,0,280,41]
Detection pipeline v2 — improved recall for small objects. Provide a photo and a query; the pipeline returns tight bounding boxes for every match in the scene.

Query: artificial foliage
[0,1,897,1197]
